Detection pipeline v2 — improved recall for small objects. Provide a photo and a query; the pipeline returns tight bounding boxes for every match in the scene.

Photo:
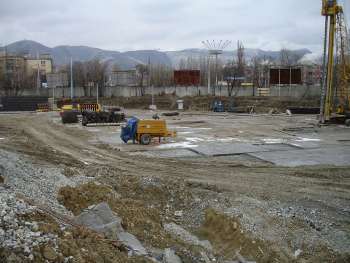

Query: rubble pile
[0,189,58,261]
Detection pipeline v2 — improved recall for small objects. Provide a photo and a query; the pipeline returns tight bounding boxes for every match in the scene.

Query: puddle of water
[186,137,205,142]
[262,138,284,144]
[290,143,302,148]
[172,126,191,129]
[157,141,198,149]
[178,131,194,135]
[87,128,102,132]
[295,137,321,142]
[217,137,239,142]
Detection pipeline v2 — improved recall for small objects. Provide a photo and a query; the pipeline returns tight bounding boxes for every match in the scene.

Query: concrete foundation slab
[192,142,300,157]
[131,149,199,158]
[256,143,301,151]
[192,142,263,156]
[249,146,350,167]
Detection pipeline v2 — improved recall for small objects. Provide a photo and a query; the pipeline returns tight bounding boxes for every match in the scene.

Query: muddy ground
[0,110,349,263]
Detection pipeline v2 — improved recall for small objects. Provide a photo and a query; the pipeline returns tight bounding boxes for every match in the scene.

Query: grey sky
[1,0,349,53]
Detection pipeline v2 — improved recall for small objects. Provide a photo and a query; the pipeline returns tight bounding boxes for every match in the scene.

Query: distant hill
[4,40,172,70]
[4,40,312,69]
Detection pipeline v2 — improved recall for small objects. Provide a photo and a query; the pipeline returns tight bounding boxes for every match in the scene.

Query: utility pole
[207,56,211,95]
[70,57,73,99]
[36,63,41,95]
[52,84,55,110]
[96,83,99,105]
[215,54,218,90]
[148,56,156,109]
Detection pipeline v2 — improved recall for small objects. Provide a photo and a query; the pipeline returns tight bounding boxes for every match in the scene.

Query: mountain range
[2,40,312,70]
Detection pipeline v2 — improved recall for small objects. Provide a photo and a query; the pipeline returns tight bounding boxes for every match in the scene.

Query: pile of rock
[0,149,90,215]
[0,189,59,261]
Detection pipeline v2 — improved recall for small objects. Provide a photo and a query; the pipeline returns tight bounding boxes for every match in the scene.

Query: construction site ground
[0,108,349,262]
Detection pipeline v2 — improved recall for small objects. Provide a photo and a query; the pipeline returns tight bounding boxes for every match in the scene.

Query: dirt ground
[0,109,349,262]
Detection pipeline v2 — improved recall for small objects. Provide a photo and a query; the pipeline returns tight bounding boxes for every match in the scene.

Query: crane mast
[320,0,350,124]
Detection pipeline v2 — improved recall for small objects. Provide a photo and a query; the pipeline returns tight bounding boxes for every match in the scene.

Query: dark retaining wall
[0,96,48,111]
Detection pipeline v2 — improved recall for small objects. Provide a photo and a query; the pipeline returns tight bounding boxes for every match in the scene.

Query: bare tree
[251,56,270,95]
[252,57,264,91]
[150,64,173,87]
[280,48,303,66]
[199,56,208,86]
[136,64,148,96]
[84,59,108,97]
[178,58,187,70]
[111,64,121,71]
[236,41,245,77]
[222,62,235,96]
[0,59,6,95]
[222,41,246,96]
[72,62,87,96]
[0,56,31,96]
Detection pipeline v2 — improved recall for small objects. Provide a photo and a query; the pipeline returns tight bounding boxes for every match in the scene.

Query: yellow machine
[60,104,75,112]
[136,120,176,144]
[321,0,350,125]
[60,104,80,123]
[60,103,101,113]
[121,119,176,145]
[79,103,101,112]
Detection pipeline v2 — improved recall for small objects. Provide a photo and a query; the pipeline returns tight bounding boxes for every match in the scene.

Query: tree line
[0,44,308,96]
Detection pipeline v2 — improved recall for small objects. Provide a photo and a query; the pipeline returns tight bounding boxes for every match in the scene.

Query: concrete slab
[192,142,263,156]
[130,149,199,158]
[256,143,301,151]
[192,142,300,157]
[288,142,321,149]
[249,146,350,167]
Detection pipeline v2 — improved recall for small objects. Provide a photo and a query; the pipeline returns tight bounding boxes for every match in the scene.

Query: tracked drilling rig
[320,0,350,125]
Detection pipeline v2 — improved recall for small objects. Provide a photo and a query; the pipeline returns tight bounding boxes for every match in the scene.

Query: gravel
[0,149,90,215]
[0,188,58,261]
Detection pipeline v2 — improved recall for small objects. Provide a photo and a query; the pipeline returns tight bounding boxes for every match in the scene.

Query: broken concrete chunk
[294,249,302,258]
[118,232,148,256]
[200,251,211,263]
[164,223,212,251]
[74,202,123,239]
[163,248,182,263]
[223,252,256,263]
[74,202,147,256]
[0,165,4,184]
[174,210,183,218]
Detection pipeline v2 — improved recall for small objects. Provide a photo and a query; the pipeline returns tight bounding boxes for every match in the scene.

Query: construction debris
[163,248,182,263]
[74,202,123,239]
[74,202,147,256]
[164,223,213,251]
[0,189,59,262]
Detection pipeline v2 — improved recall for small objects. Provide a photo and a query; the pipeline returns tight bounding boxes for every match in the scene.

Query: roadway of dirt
[0,111,349,262]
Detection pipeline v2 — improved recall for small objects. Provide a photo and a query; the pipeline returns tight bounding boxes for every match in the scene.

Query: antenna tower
[202,40,231,95]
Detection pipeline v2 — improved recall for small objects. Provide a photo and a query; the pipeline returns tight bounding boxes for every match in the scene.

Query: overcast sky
[1,0,349,53]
